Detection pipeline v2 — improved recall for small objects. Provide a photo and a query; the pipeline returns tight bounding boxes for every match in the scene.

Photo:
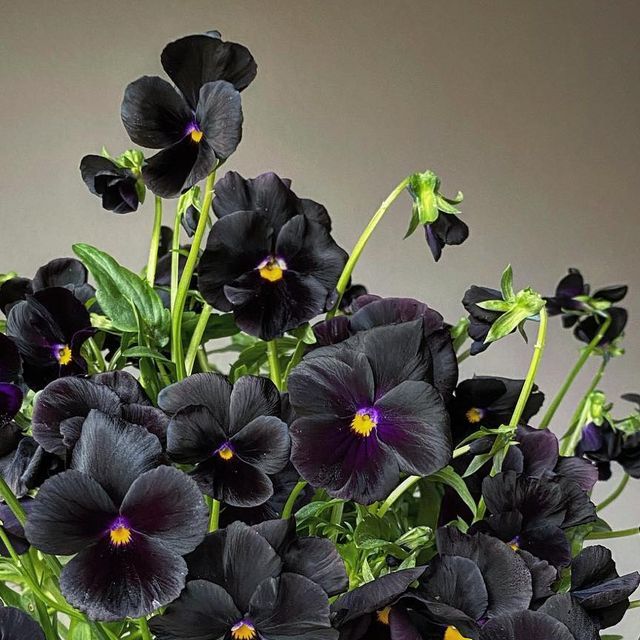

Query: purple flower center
[351,408,379,437]
[214,441,235,461]
[108,516,132,547]
[185,121,203,143]
[257,256,287,282]
[231,619,256,640]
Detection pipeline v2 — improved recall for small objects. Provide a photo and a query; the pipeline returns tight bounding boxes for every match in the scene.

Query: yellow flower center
[231,621,256,640]
[217,444,234,461]
[109,525,132,547]
[465,407,484,424]
[445,626,472,640]
[351,410,378,437]
[376,606,391,625]
[56,345,73,366]
[258,256,286,283]
[190,129,203,143]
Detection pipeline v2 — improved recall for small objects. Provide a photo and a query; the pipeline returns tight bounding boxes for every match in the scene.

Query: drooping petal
[538,594,598,640]
[0,277,32,315]
[32,258,88,291]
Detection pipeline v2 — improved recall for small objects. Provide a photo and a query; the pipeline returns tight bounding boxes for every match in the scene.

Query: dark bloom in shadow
[150,521,337,640]
[121,31,253,198]
[476,470,596,568]
[289,322,451,504]
[80,155,140,213]
[0,498,33,557]
[545,269,589,326]
[0,606,45,640]
[32,371,169,457]
[199,174,348,340]
[569,545,640,629]
[0,334,23,427]
[576,420,635,480]
[25,410,208,621]
[159,373,290,507]
[449,377,544,441]
[6,287,95,390]
[425,212,469,262]
[574,307,628,347]
[462,286,505,355]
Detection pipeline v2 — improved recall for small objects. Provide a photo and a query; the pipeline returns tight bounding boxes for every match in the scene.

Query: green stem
[538,315,611,428]
[510,307,548,427]
[209,499,220,532]
[329,503,344,542]
[587,526,639,540]
[596,474,630,512]
[185,304,212,376]
[327,176,411,318]
[282,338,306,389]
[170,206,183,313]
[172,169,216,380]
[0,476,26,525]
[137,617,152,640]
[629,599,640,609]
[146,196,163,286]
[457,348,471,364]
[88,337,107,372]
[267,340,282,390]
[197,346,211,373]
[281,481,308,519]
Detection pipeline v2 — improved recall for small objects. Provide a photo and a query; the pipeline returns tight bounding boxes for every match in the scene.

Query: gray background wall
[1,1,639,634]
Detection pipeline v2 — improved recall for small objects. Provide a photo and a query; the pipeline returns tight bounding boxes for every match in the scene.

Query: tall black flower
[25,410,208,621]
[6,287,95,390]
[150,521,338,640]
[199,174,348,340]
[288,322,451,504]
[31,371,169,457]
[0,334,23,427]
[159,373,290,507]
[0,606,45,640]
[80,155,140,213]
[121,31,254,198]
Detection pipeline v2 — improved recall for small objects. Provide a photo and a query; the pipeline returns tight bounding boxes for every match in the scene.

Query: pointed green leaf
[500,264,515,300]
[476,299,512,312]
[427,466,476,515]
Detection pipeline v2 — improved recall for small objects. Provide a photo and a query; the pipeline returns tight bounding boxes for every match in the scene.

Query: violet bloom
[0,334,23,427]
[288,321,451,504]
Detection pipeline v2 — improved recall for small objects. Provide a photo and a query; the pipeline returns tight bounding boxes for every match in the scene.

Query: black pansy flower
[569,544,640,629]
[199,173,348,340]
[0,334,23,427]
[25,410,208,621]
[150,521,337,640]
[477,470,596,567]
[461,286,504,355]
[31,371,169,457]
[80,155,140,213]
[121,31,255,198]
[331,567,427,640]
[159,373,290,507]
[0,606,45,640]
[6,287,95,390]
[288,322,452,504]
[574,307,628,347]
[425,211,470,262]
[0,498,32,557]
[544,268,589,326]
[0,257,96,316]
[449,377,544,440]
[313,296,458,402]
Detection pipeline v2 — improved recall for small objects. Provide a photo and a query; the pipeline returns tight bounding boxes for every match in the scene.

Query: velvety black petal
[515,425,558,477]
[522,523,572,568]
[518,550,557,604]
[538,594,598,640]
[71,410,163,504]
[424,213,469,262]
[196,80,243,161]
[150,579,241,640]
[0,277,32,315]
[0,498,31,556]
[161,32,257,108]
[0,606,45,640]
[121,76,192,148]
[0,334,22,383]
[159,372,232,421]
[574,307,628,346]
[228,375,281,433]
[249,573,337,639]
[60,534,187,621]
[313,316,351,346]
[593,284,628,303]
[553,456,598,492]
[25,469,116,555]
[167,405,227,464]
[32,258,88,291]
[232,416,290,474]
[121,466,208,554]
[0,383,22,426]
[479,610,574,640]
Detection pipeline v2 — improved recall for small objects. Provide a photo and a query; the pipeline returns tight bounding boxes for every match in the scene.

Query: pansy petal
[25,469,116,555]
[32,258,88,291]
[229,375,281,433]
[232,415,290,474]
[121,466,208,555]
[479,610,574,640]
[60,534,187,621]
[538,594,599,640]
[0,607,45,640]
[159,372,232,421]
[167,405,227,464]
[0,383,22,426]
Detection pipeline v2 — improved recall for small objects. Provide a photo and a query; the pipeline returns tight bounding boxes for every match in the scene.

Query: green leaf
[289,323,316,345]
[476,299,512,312]
[73,243,169,345]
[435,195,460,215]
[182,311,239,341]
[122,346,174,365]
[354,514,400,550]
[295,498,344,522]
[463,452,494,477]
[427,466,476,515]
[71,622,95,640]
[500,264,515,300]
[403,209,421,239]
[485,307,531,344]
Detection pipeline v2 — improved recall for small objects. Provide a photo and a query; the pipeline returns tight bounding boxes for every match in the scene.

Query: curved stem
[146,196,163,286]
[185,304,212,376]
[329,503,344,542]
[378,476,420,517]
[281,480,308,519]
[209,499,220,532]
[587,526,639,540]
[510,307,548,427]
[137,617,152,640]
[596,474,630,512]
[327,176,411,318]
[171,170,216,380]
[538,315,611,428]
[267,340,282,390]
[0,476,26,525]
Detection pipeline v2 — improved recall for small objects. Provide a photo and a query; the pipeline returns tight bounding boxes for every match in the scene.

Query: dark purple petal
[32,258,88,291]
[159,372,232,421]
[0,607,45,640]
[480,610,574,640]
[0,383,22,426]
[167,405,227,465]
[538,594,598,640]
[0,277,32,315]
[228,375,281,433]
[0,333,22,382]
[231,415,290,474]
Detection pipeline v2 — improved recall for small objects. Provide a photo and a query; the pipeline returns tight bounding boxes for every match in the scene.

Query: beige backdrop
[1,0,639,634]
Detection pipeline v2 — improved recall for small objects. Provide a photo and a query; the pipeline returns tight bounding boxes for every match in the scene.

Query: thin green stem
[0,475,26,525]
[457,348,471,364]
[452,444,470,459]
[172,169,216,380]
[185,303,212,376]
[146,196,163,286]
[88,337,107,372]
[329,503,344,542]
[596,474,630,512]
[170,206,183,313]
[209,499,220,532]
[137,617,152,640]
[510,307,548,427]
[327,176,411,318]
[587,526,639,540]
[378,476,420,517]
[197,346,210,373]
[282,338,306,389]
[629,599,640,609]
[281,481,308,519]
[267,340,282,390]
[539,315,611,428]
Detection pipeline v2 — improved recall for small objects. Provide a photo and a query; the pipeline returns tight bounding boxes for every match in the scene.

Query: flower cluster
[0,25,638,640]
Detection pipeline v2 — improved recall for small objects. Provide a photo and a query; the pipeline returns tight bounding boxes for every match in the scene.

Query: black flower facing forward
[159,373,290,507]
[31,371,169,457]
[80,155,140,213]
[25,410,208,621]
[6,287,95,390]
[199,173,348,340]
[150,521,337,640]
[0,334,23,427]
[0,606,45,640]
[289,322,452,504]
[121,31,254,197]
